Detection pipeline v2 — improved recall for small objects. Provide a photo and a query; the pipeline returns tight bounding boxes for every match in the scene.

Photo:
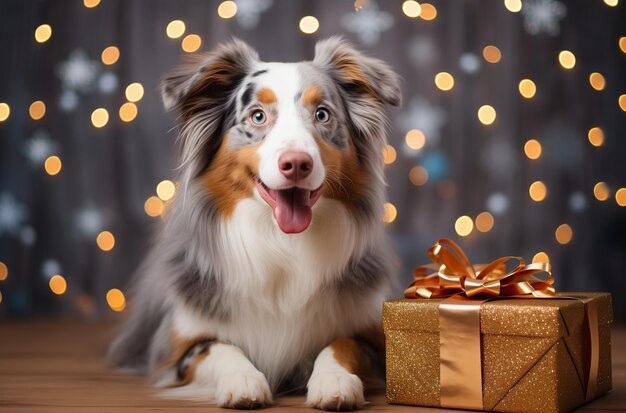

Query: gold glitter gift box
[383,293,613,412]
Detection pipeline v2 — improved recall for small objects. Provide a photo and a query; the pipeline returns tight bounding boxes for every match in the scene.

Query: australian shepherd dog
[108,37,401,410]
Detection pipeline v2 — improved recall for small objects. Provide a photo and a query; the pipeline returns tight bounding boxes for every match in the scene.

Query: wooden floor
[0,321,624,412]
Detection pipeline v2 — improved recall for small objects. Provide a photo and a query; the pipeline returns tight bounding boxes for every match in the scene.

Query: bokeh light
[558,50,576,69]
[119,102,138,122]
[409,166,429,186]
[402,1,422,18]
[156,180,176,201]
[419,3,437,20]
[44,155,62,176]
[518,79,536,98]
[383,144,397,165]
[144,196,164,217]
[49,275,67,295]
[455,215,474,237]
[532,251,550,264]
[593,182,610,201]
[475,212,494,233]
[604,0,619,6]
[483,45,501,63]
[477,105,496,125]
[435,72,454,91]
[182,34,202,52]
[437,179,456,200]
[589,72,606,91]
[405,129,426,150]
[587,127,604,147]
[299,16,319,34]
[615,188,626,207]
[529,181,547,202]
[218,1,238,19]
[383,202,397,223]
[91,108,109,128]
[29,100,46,120]
[125,83,144,102]
[555,224,573,245]
[34,24,52,43]
[0,103,9,122]
[101,46,120,65]
[106,288,126,311]
[0,262,7,281]
[83,0,101,8]
[97,231,115,251]
[619,94,626,112]
[166,20,186,39]
[524,139,542,160]
[620,37,626,54]
[504,0,522,12]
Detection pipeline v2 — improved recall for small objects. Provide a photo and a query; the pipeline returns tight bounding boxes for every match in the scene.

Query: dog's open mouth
[255,177,323,234]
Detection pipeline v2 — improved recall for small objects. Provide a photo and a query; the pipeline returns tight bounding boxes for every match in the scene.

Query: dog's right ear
[160,39,259,115]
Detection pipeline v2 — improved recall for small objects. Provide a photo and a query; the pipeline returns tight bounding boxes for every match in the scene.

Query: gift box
[383,239,613,413]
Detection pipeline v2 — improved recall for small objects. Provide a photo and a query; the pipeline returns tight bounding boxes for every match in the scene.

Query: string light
[558,50,576,69]
[299,16,319,34]
[119,102,138,122]
[483,45,501,63]
[616,188,626,207]
[97,231,115,251]
[49,275,67,295]
[91,108,109,128]
[603,0,619,6]
[555,224,573,245]
[419,3,437,20]
[182,34,202,52]
[589,72,606,91]
[125,83,144,102]
[405,129,426,150]
[0,103,9,122]
[455,215,474,237]
[504,0,522,13]
[409,166,429,186]
[166,20,186,39]
[620,37,626,54]
[518,79,536,98]
[383,144,397,165]
[217,1,238,19]
[83,0,101,8]
[106,288,126,311]
[0,262,7,281]
[34,24,52,43]
[593,182,610,201]
[524,139,542,159]
[144,196,164,217]
[435,72,454,91]
[477,105,496,125]
[156,180,176,201]
[532,252,549,264]
[29,100,46,120]
[475,212,494,232]
[383,202,397,223]
[101,46,120,65]
[529,181,547,202]
[587,127,604,147]
[402,0,421,18]
[44,155,62,175]
[619,94,626,112]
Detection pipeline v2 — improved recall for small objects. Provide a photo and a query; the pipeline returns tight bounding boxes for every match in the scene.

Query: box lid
[383,292,612,338]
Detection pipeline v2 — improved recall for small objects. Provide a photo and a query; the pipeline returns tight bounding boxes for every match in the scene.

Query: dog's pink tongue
[273,188,312,233]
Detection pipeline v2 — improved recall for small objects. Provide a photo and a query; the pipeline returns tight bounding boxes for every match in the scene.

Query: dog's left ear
[313,37,402,107]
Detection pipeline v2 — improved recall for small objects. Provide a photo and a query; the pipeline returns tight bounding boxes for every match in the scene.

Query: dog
[107,37,401,410]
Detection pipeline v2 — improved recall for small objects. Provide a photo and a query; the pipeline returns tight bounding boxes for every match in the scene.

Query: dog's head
[162,38,400,234]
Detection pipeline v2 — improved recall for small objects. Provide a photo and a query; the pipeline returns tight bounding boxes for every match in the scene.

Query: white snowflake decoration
[41,259,62,279]
[98,72,119,94]
[407,36,438,68]
[481,138,518,179]
[59,90,79,112]
[459,53,481,74]
[0,193,28,235]
[235,0,273,30]
[56,50,100,92]
[24,129,58,166]
[569,192,587,213]
[521,0,567,36]
[76,207,104,236]
[486,193,509,215]
[20,226,36,246]
[398,97,447,146]
[341,0,393,47]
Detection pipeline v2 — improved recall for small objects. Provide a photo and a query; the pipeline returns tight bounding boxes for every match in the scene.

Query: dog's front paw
[216,371,273,409]
[306,371,365,411]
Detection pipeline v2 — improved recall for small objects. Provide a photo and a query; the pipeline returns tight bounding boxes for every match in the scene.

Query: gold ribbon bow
[404,238,556,300]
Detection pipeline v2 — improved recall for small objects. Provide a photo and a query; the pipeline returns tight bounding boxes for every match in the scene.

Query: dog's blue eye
[315,108,331,123]
[250,110,266,125]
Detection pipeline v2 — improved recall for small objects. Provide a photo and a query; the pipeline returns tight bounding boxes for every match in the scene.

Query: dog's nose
[278,151,313,181]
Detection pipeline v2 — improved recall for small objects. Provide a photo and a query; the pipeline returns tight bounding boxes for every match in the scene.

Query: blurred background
[0,0,625,322]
